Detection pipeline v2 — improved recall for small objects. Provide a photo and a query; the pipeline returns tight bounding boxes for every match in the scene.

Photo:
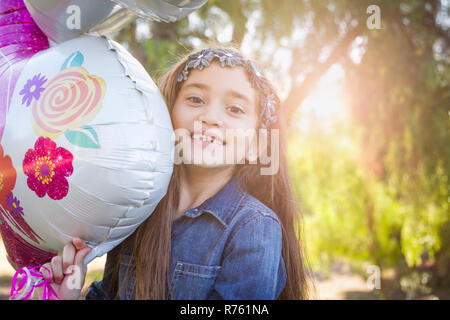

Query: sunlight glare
[298,64,347,131]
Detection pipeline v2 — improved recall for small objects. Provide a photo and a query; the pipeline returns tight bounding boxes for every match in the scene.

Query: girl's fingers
[72,237,88,251]
[62,243,76,272]
[73,237,91,269]
[40,263,53,281]
[51,256,63,284]
[74,247,91,269]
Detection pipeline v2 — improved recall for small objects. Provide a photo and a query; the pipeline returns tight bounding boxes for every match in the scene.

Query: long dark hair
[106,46,314,300]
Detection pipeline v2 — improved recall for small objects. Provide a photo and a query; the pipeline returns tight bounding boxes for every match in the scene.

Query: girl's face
[172,62,259,168]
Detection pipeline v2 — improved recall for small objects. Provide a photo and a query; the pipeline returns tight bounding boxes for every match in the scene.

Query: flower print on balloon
[23,137,74,200]
[0,145,17,209]
[29,51,106,149]
[0,194,43,244]
[0,145,43,244]
[6,193,23,216]
[19,73,47,107]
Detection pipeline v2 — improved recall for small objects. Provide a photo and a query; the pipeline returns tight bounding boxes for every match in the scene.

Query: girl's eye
[227,105,245,115]
[187,96,204,105]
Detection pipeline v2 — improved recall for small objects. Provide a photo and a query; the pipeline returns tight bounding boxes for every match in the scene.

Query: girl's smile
[191,129,225,147]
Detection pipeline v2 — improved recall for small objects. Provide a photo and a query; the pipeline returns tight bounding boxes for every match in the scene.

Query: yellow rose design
[31,66,106,139]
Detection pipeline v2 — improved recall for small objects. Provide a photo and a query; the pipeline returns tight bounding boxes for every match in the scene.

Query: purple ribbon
[10,266,59,300]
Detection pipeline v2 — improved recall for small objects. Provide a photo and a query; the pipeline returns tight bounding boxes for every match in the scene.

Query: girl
[38,46,313,300]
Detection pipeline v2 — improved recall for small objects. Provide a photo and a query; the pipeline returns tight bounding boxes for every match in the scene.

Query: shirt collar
[183,174,247,227]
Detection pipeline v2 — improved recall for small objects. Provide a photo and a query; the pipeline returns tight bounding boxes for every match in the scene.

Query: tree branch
[283,25,363,127]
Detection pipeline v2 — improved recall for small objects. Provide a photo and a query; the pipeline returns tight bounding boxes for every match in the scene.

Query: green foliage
[113,0,450,296]
[144,38,188,79]
[288,124,372,273]
[400,271,435,299]
[343,1,450,274]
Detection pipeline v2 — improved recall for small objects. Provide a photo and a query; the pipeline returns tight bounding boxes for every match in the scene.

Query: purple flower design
[6,193,23,216]
[19,73,47,107]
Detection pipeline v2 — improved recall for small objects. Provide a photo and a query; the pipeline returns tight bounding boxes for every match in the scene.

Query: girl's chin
[183,158,247,169]
[175,143,247,167]
[185,154,229,167]
[188,163,229,169]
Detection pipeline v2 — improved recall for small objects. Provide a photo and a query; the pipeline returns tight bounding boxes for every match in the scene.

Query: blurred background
[1,0,449,299]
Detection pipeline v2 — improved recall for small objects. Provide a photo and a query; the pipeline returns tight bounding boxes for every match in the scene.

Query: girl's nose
[197,105,223,128]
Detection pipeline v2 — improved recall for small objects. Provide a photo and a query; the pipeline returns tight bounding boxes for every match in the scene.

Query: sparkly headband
[176,48,278,129]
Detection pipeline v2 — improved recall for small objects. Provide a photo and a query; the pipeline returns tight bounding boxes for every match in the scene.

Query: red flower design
[0,145,44,245]
[23,137,73,200]
[0,145,17,208]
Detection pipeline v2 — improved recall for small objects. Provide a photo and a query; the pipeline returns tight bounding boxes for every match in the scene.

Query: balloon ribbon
[10,266,59,300]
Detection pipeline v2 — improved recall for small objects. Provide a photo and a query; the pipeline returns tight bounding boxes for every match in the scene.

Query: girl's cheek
[171,105,186,129]
[174,103,194,120]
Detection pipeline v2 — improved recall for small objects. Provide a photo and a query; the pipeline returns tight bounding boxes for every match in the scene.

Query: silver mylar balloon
[24,0,136,43]
[111,0,208,22]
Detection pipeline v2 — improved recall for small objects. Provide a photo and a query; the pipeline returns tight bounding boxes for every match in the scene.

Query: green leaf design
[61,51,84,70]
[64,126,100,149]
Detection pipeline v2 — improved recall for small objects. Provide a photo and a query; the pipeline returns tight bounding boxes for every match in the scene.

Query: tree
[113,0,450,298]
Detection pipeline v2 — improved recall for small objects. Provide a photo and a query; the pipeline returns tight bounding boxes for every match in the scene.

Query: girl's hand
[35,237,91,300]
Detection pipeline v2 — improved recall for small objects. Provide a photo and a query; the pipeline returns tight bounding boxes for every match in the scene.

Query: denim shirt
[85,175,287,300]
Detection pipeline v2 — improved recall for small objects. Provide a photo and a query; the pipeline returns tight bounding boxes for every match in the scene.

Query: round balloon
[112,0,208,22]
[0,2,174,267]
[24,0,209,44]
[24,0,136,44]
